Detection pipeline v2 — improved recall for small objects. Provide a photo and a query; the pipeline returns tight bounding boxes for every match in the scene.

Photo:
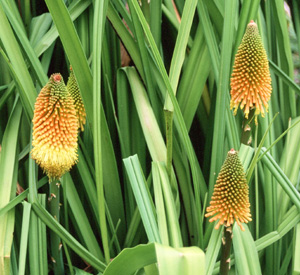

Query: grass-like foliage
[0,0,300,274]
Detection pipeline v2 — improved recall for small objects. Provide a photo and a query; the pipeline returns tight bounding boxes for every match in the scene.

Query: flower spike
[67,66,86,131]
[205,149,252,231]
[31,73,78,180]
[230,20,271,123]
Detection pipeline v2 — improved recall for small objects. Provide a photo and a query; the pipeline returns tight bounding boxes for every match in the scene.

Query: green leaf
[103,243,156,275]
[164,0,198,110]
[155,243,205,275]
[18,202,31,275]
[293,223,300,274]
[152,162,182,248]
[207,0,237,197]
[123,155,161,243]
[62,174,104,261]
[232,224,262,275]
[103,242,205,275]
[0,99,22,274]
[0,5,36,119]
[1,0,48,86]
[205,226,222,275]
[119,68,166,162]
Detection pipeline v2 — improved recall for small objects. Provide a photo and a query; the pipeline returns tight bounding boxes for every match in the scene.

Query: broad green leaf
[1,0,48,86]
[155,243,205,275]
[152,162,182,248]
[103,242,205,275]
[164,0,198,110]
[18,202,31,275]
[207,0,237,197]
[62,174,104,261]
[232,224,262,275]
[278,117,300,221]
[120,68,166,162]
[103,243,156,275]
[123,155,161,243]
[92,0,110,264]
[205,226,222,275]
[0,100,22,274]
[28,195,48,275]
[293,223,300,274]
[0,5,36,119]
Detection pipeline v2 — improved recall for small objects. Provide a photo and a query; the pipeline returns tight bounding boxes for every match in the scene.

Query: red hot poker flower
[230,20,271,123]
[205,149,252,231]
[31,73,78,180]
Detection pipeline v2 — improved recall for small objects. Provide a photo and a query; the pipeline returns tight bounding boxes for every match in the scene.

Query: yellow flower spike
[31,73,78,180]
[230,20,272,123]
[205,149,252,231]
[67,66,86,131]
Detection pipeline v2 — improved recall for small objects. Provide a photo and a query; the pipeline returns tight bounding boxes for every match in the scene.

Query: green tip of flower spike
[67,66,86,132]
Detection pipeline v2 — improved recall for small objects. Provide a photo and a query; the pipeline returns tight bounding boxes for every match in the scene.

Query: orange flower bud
[205,149,252,231]
[31,73,78,180]
[230,20,271,122]
[67,66,86,131]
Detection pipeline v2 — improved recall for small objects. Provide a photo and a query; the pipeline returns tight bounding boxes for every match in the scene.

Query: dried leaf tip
[31,73,78,180]
[205,149,252,231]
[230,20,272,124]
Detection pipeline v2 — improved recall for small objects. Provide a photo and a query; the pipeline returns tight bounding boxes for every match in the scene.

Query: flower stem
[49,178,64,275]
[240,109,256,145]
[164,109,173,180]
[220,226,233,275]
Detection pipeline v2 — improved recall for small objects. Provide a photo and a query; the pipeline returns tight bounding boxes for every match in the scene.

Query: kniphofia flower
[205,149,252,231]
[31,73,78,180]
[230,20,271,122]
[67,66,86,131]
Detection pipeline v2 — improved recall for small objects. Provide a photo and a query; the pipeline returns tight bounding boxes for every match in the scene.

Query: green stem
[220,226,233,275]
[49,178,64,275]
[164,109,173,181]
[24,0,31,32]
[240,109,256,145]
[61,178,74,275]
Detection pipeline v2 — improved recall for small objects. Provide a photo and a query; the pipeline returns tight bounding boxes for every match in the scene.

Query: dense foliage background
[0,0,300,274]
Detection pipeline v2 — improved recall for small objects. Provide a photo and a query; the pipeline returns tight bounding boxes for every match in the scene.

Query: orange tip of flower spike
[31,73,78,180]
[230,20,272,123]
[205,149,252,231]
[53,74,62,82]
